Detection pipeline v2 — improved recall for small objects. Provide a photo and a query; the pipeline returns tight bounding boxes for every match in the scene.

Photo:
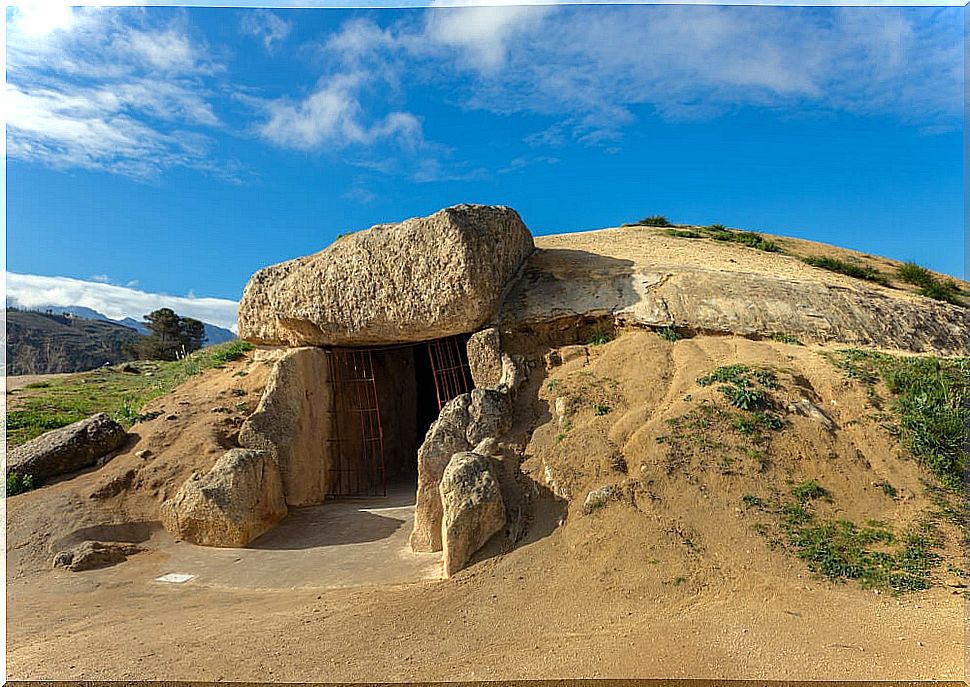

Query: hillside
[5,223,968,681]
[6,310,142,375]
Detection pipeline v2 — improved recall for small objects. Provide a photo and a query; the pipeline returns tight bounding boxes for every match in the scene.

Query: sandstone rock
[239,347,332,506]
[500,250,970,355]
[439,452,506,577]
[410,395,472,552]
[789,398,836,430]
[466,328,503,388]
[411,384,517,553]
[160,448,287,547]
[52,541,142,571]
[583,485,620,514]
[238,205,534,347]
[7,413,127,482]
[89,468,137,500]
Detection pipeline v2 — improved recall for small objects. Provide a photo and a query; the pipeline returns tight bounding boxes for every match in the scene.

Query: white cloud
[6,273,239,332]
[240,9,292,51]
[254,73,423,152]
[314,6,961,153]
[6,7,231,180]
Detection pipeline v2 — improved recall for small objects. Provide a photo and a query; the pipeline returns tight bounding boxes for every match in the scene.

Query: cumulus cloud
[6,6,233,180]
[6,273,239,332]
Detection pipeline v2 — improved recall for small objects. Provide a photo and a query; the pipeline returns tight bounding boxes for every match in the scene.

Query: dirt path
[5,372,76,392]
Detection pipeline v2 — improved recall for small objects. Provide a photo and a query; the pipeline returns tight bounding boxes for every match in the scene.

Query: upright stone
[439,451,506,577]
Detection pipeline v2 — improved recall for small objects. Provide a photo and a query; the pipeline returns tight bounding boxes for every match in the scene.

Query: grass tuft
[802,256,891,287]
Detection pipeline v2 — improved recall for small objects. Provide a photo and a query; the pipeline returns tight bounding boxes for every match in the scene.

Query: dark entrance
[324,334,473,499]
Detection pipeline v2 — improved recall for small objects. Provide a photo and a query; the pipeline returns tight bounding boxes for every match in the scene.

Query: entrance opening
[324,334,473,499]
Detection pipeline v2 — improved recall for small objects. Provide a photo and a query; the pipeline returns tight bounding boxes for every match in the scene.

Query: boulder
[439,451,506,577]
[160,448,287,547]
[410,385,517,553]
[238,204,534,347]
[7,413,127,482]
[52,541,143,572]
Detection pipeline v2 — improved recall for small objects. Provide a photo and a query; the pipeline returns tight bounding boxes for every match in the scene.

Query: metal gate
[426,334,474,410]
[325,348,386,498]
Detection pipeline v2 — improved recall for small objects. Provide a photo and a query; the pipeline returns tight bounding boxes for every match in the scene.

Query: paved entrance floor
[155,481,442,590]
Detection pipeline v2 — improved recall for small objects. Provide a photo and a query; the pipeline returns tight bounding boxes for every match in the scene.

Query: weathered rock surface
[410,387,514,553]
[7,413,127,481]
[500,242,970,355]
[52,541,143,572]
[238,204,534,347]
[439,451,506,577]
[239,347,332,506]
[466,328,503,388]
[160,448,287,547]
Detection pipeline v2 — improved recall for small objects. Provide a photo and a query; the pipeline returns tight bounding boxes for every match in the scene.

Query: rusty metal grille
[426,334,473,410]
[325,348,386,498]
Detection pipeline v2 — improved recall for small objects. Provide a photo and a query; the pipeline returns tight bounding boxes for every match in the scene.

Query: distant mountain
[8,303,236,345]
[6,309,142,374]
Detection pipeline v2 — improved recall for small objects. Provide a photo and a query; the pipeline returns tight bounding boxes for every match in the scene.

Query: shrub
[7,472,37,496]
[664,229,703,239]
[655,326,683,341]
[791,479,829,502]
[707,228,781,252]
[896,262,963,305]
[637,215,673,227]
[588,329,614,346]
[802,256,891,287]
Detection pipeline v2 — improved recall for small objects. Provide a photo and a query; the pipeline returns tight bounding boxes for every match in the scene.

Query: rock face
[160,449,287,547]
[52,541,143,572]
[410,388,514,552]
[439,452,506,577]
[238,347,332,506]
[500,247,970,355]
[238,205,535,347]
[7,413,127,481]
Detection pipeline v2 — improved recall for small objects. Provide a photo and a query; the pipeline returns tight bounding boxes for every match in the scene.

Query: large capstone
[7,413,127,482]
[238,204,535,347]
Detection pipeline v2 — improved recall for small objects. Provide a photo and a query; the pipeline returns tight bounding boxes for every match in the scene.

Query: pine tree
[134,308,206,361]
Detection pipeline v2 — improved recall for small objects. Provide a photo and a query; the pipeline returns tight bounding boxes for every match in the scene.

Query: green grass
[826,350,969,489]
[593,402,611,416]
[696,364,778,411]
[771,333,804,346]
[655,326,684,341]
[6,473,37,496]
[707,227,781,252]
[22,381,52,389]
[588,329,614,346]
[664,228,703,239]
[895,262,964,306]
[802,256,891,287]
[7,340,255,447]
[747,483,943,592]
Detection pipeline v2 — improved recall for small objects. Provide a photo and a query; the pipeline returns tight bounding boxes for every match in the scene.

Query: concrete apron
[153,482,442,591]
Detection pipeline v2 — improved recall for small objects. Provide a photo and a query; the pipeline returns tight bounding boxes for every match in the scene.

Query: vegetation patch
[7,340,255,447]
[771,333,803,346]
[655,326,684,342]
[745,485,944,592]
[826,350,969,489]
[696,364,779,411]
[626,214,673,227]
[588,329,614,346]
[661,223,781,252]
[802,256,891,287]
[896,262,964,306]
[7,472,38,497]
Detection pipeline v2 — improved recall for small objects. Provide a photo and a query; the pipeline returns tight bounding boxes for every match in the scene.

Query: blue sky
[5,4,965,329]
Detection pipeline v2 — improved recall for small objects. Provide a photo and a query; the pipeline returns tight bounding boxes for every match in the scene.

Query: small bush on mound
[636,215,673,227]
[705,227,781,253]
[896,262,963,305]
[655,326,684,341]
[827,350,969,489]
[588,329,614,346]
[7,472,37,496]
[802,256,891,287]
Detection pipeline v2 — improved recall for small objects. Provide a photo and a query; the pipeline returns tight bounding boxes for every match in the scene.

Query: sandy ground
[6,332,968,682]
